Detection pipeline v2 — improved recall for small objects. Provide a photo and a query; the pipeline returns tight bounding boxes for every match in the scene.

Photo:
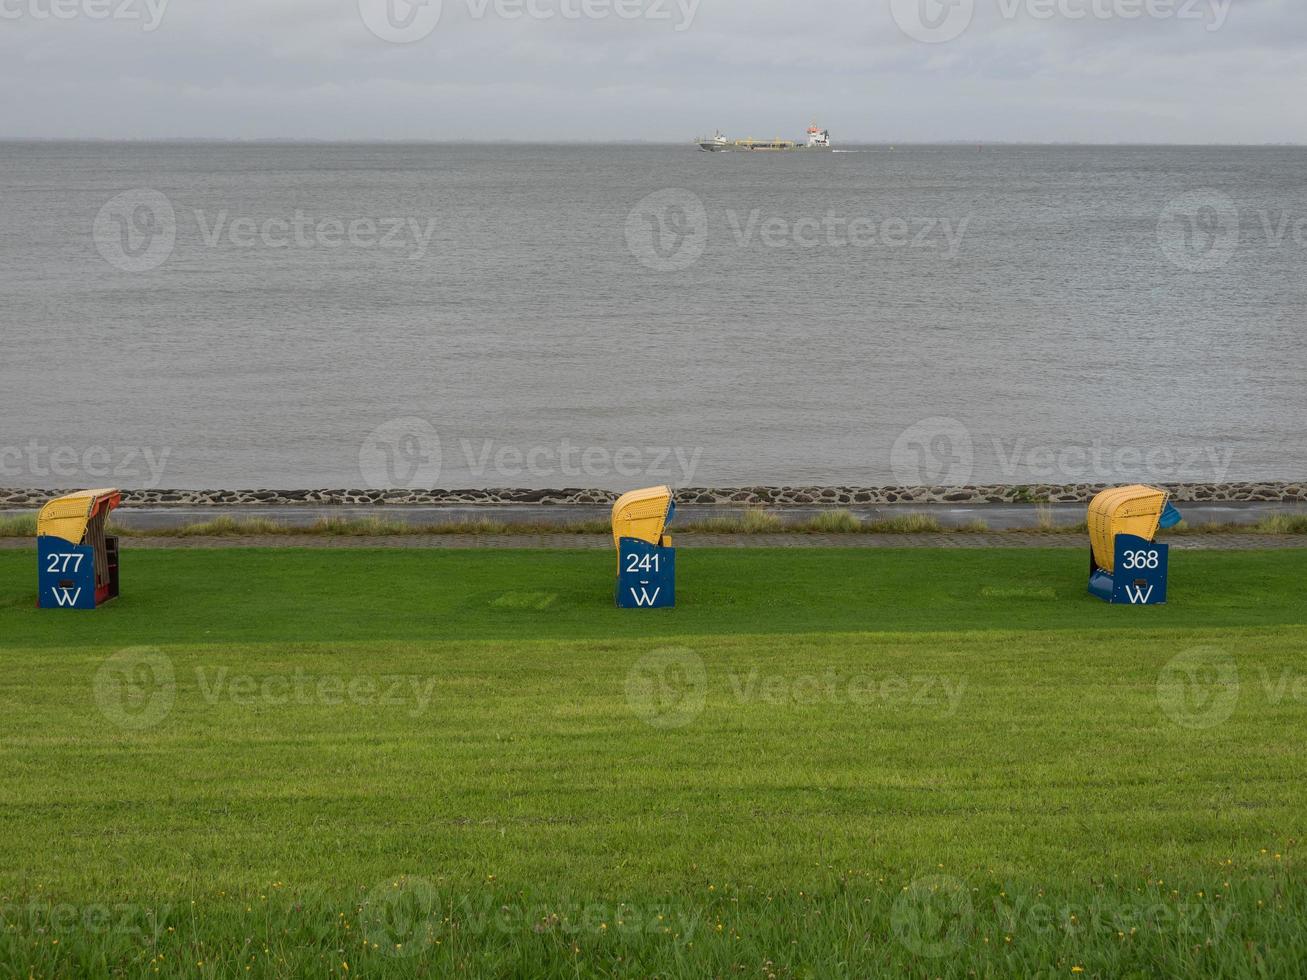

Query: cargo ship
[696,125,832,152]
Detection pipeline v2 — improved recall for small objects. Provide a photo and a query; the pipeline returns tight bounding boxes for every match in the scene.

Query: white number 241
[625,553,661,574]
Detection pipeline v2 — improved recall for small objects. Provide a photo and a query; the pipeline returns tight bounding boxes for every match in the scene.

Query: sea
[0,142,1303,491]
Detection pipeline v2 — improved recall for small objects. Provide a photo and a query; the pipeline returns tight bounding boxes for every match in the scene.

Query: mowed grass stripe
[2,627,1303,893]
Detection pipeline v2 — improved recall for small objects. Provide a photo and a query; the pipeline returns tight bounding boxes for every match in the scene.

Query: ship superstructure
[806,125,831,148]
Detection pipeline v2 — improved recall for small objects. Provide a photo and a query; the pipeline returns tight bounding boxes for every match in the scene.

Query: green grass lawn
[2,546,1306,647]
[0,548,1304,977]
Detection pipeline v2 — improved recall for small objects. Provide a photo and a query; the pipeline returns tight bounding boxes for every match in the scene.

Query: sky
[1,0,1305,142]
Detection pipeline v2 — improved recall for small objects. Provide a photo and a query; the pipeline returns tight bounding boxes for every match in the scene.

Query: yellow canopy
[1087,485,1169,574]
[612,486,674,553]
[37,489,122,546]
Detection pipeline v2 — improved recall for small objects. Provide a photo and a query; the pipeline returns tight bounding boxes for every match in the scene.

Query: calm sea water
[0,142,1303,490]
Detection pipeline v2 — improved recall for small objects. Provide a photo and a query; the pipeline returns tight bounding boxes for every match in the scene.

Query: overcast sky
[1,0,1304,142]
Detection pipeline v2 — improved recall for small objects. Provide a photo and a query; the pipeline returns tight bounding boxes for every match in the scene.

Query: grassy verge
[2,508,1306,539]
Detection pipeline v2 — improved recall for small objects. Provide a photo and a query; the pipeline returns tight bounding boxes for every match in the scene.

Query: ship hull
[700,144,833,152]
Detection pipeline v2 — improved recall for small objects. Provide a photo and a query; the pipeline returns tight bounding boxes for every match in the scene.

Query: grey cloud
[0,0,1304,141]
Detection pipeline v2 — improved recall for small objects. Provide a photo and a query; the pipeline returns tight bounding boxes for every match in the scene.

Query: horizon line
[2,138,1305,147]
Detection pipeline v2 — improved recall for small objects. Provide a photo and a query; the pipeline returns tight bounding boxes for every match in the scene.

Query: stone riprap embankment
[1,483,1303,508]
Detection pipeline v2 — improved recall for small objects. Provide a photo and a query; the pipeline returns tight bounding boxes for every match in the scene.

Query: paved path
[3,533,1304,550]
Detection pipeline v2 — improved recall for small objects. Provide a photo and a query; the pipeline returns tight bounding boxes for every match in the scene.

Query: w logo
[625,189,708,272]
[1123,583,1154,605]
[93,189,177,273]
[628,586,662,607]
[51,587,83,608]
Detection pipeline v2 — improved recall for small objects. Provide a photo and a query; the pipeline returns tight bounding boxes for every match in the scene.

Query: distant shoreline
[4,139,1306,148]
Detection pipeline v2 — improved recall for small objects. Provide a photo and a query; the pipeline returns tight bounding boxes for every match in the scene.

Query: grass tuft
[141,516,293,537]
[308,516,417,536]
[797,510,864,533]
[0,515,36,537]
[864,513,943,534]
[684,509,784,534]
[1255,513,1307,535]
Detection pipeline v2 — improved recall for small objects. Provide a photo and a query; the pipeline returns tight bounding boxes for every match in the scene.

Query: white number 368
[1121,550,1160,570]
